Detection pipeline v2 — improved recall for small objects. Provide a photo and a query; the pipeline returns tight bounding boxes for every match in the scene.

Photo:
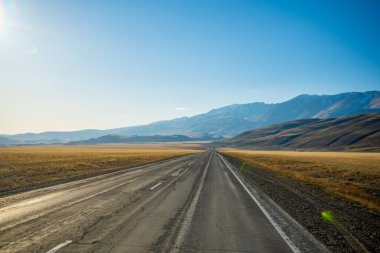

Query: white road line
[172,153,213,252]
[171,169,182,177]
[127,169,142,175]
[0,193,64,212]
[46,240,72,253]
[0,175,140,232]
[1,170,142,212]
[219,154,301,253]
[149,182,162,190]
[64,178,137,205]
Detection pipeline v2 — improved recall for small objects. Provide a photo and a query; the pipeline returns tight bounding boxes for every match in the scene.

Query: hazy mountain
[6,129,110,143]
[69,134,223,144]
[221,113,380,150]
[0,136,20,145]
[3,91,380,144]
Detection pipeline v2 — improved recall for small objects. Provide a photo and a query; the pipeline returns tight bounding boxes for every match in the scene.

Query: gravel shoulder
[222,154,380,253]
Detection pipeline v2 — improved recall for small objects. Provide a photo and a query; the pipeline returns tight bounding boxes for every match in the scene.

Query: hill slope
[4,91,380,143]
[221,113,380,150]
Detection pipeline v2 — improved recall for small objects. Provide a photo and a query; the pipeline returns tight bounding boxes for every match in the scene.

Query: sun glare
[0,0,21,32]
[0,3,4,29]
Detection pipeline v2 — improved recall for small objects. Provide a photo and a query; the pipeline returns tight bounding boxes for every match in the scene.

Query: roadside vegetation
[0,144,203,194]
[220,148,380,212]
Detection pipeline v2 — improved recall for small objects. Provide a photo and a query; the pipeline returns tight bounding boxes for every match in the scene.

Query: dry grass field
[0,144,203,193]
[220,148,380,212]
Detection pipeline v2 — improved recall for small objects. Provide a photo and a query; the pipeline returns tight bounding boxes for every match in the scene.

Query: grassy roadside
[219,148,380,212]
[0,145,203,194]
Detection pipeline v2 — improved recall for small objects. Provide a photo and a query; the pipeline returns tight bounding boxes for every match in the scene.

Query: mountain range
[1,91,379,145]
[69,134,222,144]
[220,113,380,150]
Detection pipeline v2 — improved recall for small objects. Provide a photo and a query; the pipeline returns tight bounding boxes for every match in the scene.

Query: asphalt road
[0,150,327,253]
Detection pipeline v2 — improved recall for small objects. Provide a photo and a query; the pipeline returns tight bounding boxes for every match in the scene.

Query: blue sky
[0,0,379,134]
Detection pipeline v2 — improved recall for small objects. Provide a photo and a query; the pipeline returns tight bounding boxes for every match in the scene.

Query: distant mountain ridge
[221,113,380,150]
[0,136,21,145]
[69,134,222,145]
[1,91,379,144]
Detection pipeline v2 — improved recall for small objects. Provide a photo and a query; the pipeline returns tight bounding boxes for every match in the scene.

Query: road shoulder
[221,153,380,253]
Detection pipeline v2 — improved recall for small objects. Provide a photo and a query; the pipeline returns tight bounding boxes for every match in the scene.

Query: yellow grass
[220,148,380,212]
[0,145,203,192]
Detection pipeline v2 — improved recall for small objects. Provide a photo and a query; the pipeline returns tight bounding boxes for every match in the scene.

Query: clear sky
[1,0,379,134]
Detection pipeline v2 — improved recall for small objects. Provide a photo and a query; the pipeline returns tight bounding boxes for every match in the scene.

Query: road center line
[172,152,213,252]
[46,240,72,253]
[219,154,301,253]
[149,182,162,190]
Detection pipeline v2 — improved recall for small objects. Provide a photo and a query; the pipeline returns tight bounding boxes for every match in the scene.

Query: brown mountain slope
[222,113,380,150]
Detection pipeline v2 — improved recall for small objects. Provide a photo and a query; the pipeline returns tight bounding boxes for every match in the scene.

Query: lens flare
[239,162,247,175]
[321,210,335,223]
[0,3,4,28]
[27,44,37,55]
[0,0,26,31]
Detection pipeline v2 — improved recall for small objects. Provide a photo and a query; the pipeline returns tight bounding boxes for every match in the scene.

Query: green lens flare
[321,210,334,223]
[239,162,247,174]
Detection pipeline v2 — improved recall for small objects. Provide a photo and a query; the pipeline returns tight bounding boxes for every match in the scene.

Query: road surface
[0,150,327,253]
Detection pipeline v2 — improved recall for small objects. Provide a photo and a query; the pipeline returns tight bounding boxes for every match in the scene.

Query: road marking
[46,240,72,253]
[172,169,182,177]
[149,182,162,190]
[1,170,142,211]
[1,176,140,231]
[127,169,142,175]
[172,153,212,252]
[219,154,301,253]
[68,178,137,203]
[0,193,64,212]
[0,171,143,212]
